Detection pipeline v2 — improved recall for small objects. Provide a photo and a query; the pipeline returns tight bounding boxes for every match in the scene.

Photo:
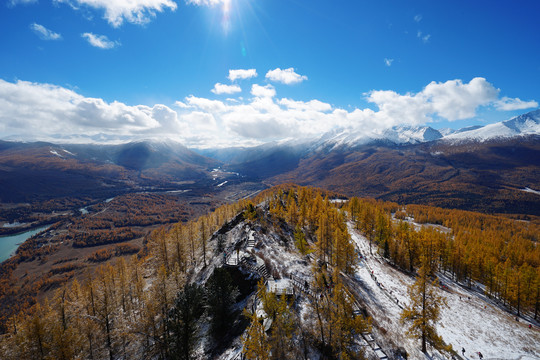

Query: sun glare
[221,0,232,33]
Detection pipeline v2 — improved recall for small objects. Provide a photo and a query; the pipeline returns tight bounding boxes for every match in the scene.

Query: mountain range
[0,139,218,202]
[206,109,540,216]
[0,109,538,215]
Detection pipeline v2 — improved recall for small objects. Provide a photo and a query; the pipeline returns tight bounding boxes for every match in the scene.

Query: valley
[0,110,538,359]
[0,181,265,329]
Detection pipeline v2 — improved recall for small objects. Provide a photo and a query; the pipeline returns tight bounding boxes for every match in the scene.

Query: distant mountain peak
[311,124,442,152]
[383,125,442,144]
[443,108,540,143]
[502,108,540,131]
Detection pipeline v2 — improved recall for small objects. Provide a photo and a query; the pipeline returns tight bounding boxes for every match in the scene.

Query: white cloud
[211,83,241,95]
[251,84,276,98]
[181,111,217,128]
[0,76,531,147]
[417,31,431,43]
[278,98,332,112]
[30,23,62,40]
[148,104,181,132]
[82,33,119,49]
[228,69,257,82]
[185,95,228,113]
[423,77,499,120]
[9,0,37,6]
[55,0,177,27]
[0,79,180,141]
[223,113,291,139]
[414,14,422,22]
[494,97,539,111]
[367,90,433,126]
[367,77,499,125]
[384,58,394,67]
[265,67,307,85]
[174,101,189,108]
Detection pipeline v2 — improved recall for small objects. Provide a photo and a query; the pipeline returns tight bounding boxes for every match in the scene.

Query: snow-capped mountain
[438,125,483,137]
[383,125,443,144]
[444,109,540,142]
[311,109,539,150]
[311,125,443,152]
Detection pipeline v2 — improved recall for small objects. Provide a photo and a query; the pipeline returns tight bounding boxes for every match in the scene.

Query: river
[0,225,50,263]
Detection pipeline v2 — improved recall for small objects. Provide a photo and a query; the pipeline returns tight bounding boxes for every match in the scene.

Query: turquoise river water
[0,225,50,263]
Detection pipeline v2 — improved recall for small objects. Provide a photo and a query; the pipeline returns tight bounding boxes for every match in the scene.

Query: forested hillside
[269,137,540,217]
[0,185,537,359]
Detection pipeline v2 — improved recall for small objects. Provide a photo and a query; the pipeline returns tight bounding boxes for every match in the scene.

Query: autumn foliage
[0,185,537,359]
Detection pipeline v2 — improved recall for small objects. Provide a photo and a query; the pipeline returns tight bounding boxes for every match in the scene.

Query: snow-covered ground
[348,223,540,360]
[212,213,539,360]
[392,214,452,234]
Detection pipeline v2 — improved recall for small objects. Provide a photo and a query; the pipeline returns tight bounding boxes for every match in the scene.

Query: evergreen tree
[294,225,309,255]
[316,212,331,263]
[400,263,447,353]
[242,309,270,360]
[328,271,368,359]
[199,218,207,267]
[167,284,205,360]
[375,211,391,258]
[268,294,296,360]
[206,268,239,339]
[244,202,257,221]
[362,208,375,255]
[256,280,296,360]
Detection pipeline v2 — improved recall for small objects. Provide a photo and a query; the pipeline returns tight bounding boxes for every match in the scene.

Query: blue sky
[0,0,539,147]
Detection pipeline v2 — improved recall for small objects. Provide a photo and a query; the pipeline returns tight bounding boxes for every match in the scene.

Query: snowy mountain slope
[384,125,443,144]
[310,125,443,152]
[439,126,483,137]
[348,223,540,360]
[310,109,540,151]
[443,109,540,142]
[191,201,539,360]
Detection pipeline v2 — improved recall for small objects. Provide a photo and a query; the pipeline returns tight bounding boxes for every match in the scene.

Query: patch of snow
[2,221,27,228]
[382,125,443,144]
[391,214,452,234]
[438,128,457,137]
[49,149,63,158]
[522,187,540,195]
[330,198,348,203]
[61,149,76,156]
[166,189,191,194]
[267,279,292,295]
